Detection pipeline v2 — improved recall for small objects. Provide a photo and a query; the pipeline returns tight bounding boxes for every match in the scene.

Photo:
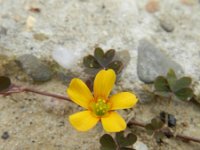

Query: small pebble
[1,131,9,140]
[145,0,159,13]
[0,26,7,37]
[26,16,36,30]
[33,33,49,41]
[181,0,196,5]
[160,111,176,127]
[133,141,148,150]
[160,19,174,32]
[17,54,53,82]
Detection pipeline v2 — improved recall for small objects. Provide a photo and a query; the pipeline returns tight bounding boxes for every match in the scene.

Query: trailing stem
[0,84,200,144]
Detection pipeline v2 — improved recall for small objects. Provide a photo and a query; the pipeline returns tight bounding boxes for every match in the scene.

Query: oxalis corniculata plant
[0,48,200,149]
[154,69,193,101]
[83,47,123,74]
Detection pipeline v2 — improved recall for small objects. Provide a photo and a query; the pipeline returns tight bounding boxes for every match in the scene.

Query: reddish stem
[128,120,200,143]
[1,85,200,144]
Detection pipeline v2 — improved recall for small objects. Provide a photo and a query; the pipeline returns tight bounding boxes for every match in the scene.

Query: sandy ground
[0,78,200,150]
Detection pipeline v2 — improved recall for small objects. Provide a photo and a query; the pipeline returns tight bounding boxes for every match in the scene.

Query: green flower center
[92,98,110,116]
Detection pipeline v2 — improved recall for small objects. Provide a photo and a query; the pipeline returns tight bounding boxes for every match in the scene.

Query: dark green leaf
[104,49,115,65]
[116,132,137,147]
[83,55,101,68]
[174,87,193,101]
[166,69,177,90]
[151,118,164,130]
[107,61,123,74]
[94,47,104,65]
[0,76,11,92]
[100,134,117,150]
[154,76,170,92]
[145,124,154,135]
[172,77,192,92]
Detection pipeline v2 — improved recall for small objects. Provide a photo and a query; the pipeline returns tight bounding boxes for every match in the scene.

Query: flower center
[92,98,110,116]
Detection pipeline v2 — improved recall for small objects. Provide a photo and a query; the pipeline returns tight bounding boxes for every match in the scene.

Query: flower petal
[69,111,99,131]
[101,111,126,132]
[109,92,138,110]
[67,78,93,109]
[94,69,116,99]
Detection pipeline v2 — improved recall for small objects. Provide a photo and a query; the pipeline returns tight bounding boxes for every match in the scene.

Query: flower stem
[1,84,200,144]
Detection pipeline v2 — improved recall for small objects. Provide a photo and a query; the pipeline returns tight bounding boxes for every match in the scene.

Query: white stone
[133,141,148,150]
[52,46,78,69]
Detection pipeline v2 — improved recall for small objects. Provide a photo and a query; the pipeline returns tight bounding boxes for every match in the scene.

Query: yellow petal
[69,111,99,131]
[101,111,126,132]
[67,78,93,109]
[109,92,138,110]
[94,69,116,99]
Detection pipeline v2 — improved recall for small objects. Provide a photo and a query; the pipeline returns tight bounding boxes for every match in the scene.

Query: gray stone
[160,19,174,32]
[17,54,53,82]
[0,27,7,37]
[137,39,183,83]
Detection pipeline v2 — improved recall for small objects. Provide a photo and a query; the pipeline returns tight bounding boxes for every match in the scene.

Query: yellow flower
[67,69,138,132]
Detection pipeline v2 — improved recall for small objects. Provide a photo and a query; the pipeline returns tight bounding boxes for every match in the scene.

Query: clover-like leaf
[172,77,192,92]
[100,134,117,150]
[145,124,154,135]
[0,76,11,92]
[83,55,101,68]
[166,69,177,90]
[116,132,137,147]
[154,76,170,92]
[174,87,193,101]
[107,60,123,74]
[151,118,164,130]
[104,49,115,65]
[94,47,104,65]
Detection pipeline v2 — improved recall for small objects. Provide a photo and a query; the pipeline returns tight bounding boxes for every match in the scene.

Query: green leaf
[107,61,123,74]
[94,47,104,65]
[166,69,177,90]
[145,124,154,135]
[154,76,170,92]
[151,118,164,130]
[172,77,192,92]
[116,132,137,147]
[100,134,117,150]
[83,55,101,68]
[0,76,11,92]
[104,49,115,65]
[174,87,193,101]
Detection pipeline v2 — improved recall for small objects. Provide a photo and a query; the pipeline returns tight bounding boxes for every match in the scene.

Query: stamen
[92,98,109,116]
